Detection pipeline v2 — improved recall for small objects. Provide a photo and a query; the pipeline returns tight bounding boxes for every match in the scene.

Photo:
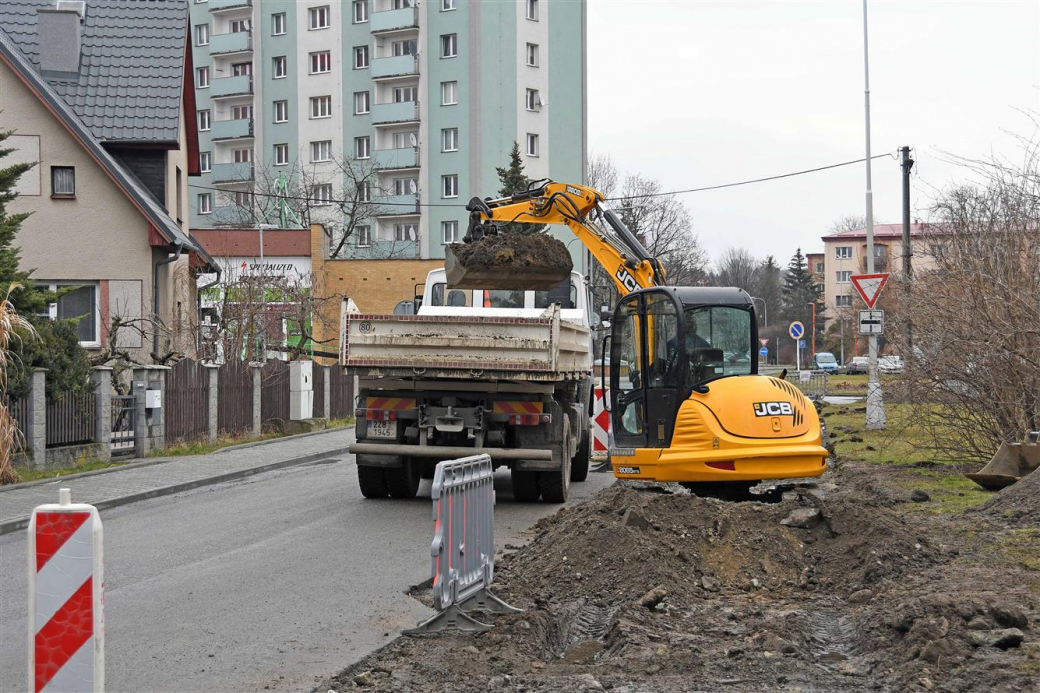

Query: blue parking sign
[799,340,806,349]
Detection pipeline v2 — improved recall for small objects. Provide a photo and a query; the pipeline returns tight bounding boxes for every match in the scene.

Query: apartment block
[189,0,586,263]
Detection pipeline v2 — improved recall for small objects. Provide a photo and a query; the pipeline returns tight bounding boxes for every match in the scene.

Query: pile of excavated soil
[321,480,1039,693]
[448,233,572,273]
[976,468,1040,522]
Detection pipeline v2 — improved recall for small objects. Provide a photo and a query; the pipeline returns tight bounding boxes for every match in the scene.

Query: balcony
[211,204,252,225]
[373,194,420,216]
[210,117,253,141]
[371,54,419,79]
[210,75,253,99]
[371,101,419,125]
[372,147,418,169]
[350,240,419,260]
[210,31,252,56]
[209,0,252,11]
[370,6,418,33]
[211,162,254,184]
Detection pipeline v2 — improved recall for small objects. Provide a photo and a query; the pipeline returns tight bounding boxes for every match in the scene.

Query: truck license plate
[367,420,396,439]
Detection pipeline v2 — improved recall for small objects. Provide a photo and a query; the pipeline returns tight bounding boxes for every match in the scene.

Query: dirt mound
[446,233,572,290]
[976,468,1040,522]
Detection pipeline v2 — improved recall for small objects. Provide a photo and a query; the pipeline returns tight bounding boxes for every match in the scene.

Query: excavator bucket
[966,442,1040,491]
[444,234,573,291]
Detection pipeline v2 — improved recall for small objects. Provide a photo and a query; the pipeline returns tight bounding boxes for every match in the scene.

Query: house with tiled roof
[0,0,213,362]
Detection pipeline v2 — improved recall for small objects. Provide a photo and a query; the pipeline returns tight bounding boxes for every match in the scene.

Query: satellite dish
[408,226,417,241]
[409,133,418,147]
[408,180,418,194]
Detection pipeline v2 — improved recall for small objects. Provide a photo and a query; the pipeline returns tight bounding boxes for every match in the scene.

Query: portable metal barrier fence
[797,370,829,400]
[405,454,521,634]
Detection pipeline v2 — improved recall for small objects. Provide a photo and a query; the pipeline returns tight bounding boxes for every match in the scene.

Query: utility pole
[863,0,885,429]
[900,145,914,355]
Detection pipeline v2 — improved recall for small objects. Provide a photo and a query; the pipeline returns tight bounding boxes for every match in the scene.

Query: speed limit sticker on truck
[367,420,397,439]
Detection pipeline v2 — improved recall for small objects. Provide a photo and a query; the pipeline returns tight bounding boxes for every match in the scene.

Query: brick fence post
[90,367,113,462]
[132,379,147,458]
[131,365,170,455]
[251,363,262,437]
[206,364,219,443]
[27,368,47,469]
[323,365,331,421]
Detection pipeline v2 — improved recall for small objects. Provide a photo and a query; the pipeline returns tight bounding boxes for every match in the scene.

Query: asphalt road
[0,453,615,693]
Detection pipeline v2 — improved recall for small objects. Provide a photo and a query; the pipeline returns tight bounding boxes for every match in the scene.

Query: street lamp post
[256,224,278,362]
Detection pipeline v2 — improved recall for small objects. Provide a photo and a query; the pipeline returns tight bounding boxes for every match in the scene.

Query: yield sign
[850,273,889,309]
[759,338,769,347]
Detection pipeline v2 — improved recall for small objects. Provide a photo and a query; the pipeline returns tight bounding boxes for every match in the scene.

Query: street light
[256,224,278,362]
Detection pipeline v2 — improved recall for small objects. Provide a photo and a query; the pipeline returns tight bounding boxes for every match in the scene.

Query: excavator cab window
[682,306,753,385]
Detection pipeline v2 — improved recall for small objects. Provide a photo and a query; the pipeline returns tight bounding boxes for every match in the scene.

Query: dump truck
[344,269,594,503]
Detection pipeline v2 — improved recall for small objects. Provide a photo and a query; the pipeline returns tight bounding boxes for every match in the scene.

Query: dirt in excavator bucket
[445,233,573,290]
[966,441,1040,490]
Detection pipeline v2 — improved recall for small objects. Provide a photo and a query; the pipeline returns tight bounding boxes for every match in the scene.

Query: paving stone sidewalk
[0,427,356,535]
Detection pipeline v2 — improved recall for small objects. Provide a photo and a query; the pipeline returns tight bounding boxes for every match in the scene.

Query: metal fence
[217,361,253,436]
[111,395,136,455]
[45,390,97,447]
[165,359,210,444]
[405,455,520,634]
[312,365,326,419]
[4,397,30,447]
[329,366,354,420]
[260,359,290,429]
[796,370,830,400]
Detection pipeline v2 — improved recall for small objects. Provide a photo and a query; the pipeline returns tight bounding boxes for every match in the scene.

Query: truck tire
[386,463,421,499]
[571,428,590,482]
[541,415,572,503]
[511,469,541,502]
[357,465,388,499]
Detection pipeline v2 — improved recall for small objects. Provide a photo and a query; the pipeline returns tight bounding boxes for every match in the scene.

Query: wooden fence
[329,366,354,420]
[217,360,253,436]
[165,359,210,444]
[45,390,96,447]
[312,365,326,419]
[260,359,290,429]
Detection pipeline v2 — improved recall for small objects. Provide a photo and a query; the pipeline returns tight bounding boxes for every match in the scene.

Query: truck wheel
[510,469,541,502]
[357,465,388,498]
[541,416,572,503]
[571,429,591,482]
[386,463,421,499]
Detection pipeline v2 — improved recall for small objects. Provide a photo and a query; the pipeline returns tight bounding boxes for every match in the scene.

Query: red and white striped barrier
[592,387,611,452]
[28,488,104,693]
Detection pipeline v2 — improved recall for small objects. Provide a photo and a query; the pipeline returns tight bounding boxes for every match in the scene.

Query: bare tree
[714,247,759,292]
[586,152,619,199]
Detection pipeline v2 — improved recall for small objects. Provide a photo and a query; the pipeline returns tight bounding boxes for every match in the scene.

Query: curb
[0,447,353,536]
[0,424,354,493]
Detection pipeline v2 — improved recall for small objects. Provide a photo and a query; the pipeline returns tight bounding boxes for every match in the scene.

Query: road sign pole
[796,340,801,372]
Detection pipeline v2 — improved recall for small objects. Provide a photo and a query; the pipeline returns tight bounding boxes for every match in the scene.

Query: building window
[234,190,251,206]
[40,284,99,345]
[442,220,459,244]
[392,0,413,8]
[310,51,331,74]
[309,6,330,30]
[198,192,212,214]
[392,131,417,148]
[394,86,418,103]
[526,133,539,157]
[50,166,75,198]
[526,0,539,21]
[835,246,852,259]
[229,18,250,33]
[272,12,286,35]
[199,151,211,173]
[273,56,287,78]
[835,295,853,307]
[393,177,417,195]
[357,181,371,203]
[526,43,539,67]
[231,104,252,120]
[274,143,289,166]
[312,184,333,206]
[442,174,458,198]
[197,109,211,131]
[232,147,252,163]
[393,39,417,57]
[311,140,332,162]
[197,67,210,88]
[195,24,209,46]
[441,33,458,58]
[442,127,458,152]
[353,46,369,69]
[353,91,370,114]
[837,270,853,284]
[231,61,252,76]
[394,223,417,242]
[526,88,540,111]
[274,100,288,123]
[357,225,372,247]
[441,81,457,105]
[353,0,368,23]
[814,261,825,273]
[442,0,456,9]
[310,95,332,118]
[355,136,370,159]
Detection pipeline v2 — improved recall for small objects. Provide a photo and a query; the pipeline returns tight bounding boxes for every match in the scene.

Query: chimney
[36,5,85,77]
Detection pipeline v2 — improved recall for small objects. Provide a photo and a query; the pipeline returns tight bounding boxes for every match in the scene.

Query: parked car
[811,351,840,373]
[844,356,870,374]
[879,355,904,374]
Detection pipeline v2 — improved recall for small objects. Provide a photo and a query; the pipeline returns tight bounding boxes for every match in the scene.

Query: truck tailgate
[341,306,590,381]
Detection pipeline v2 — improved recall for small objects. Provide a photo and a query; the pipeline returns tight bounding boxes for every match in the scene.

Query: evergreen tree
[0,130,91,400]
[494,141,544,235]
[751,255,783,327]
[780,248,824,343]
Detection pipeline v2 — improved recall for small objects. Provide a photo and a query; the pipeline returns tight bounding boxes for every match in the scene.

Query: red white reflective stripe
[593,388,611,452]
[29,491,104,693]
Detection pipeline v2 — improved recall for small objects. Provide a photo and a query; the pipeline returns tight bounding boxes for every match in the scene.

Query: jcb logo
[753,401,793,417]
[615,267,639,293]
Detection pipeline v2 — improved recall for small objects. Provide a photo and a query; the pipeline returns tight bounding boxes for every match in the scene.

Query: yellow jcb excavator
[449,180,828,492]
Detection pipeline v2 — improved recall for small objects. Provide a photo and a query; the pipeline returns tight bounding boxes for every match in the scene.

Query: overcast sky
[586,0,1040,265]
